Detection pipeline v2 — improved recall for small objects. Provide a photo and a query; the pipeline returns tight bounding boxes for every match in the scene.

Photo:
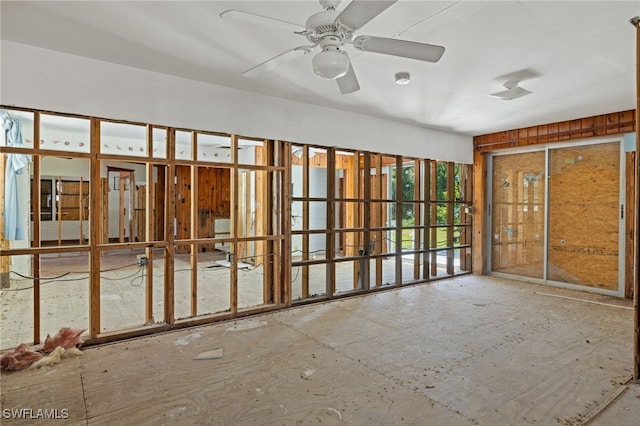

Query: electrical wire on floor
[130,268,145,287]
[2,262,141,291]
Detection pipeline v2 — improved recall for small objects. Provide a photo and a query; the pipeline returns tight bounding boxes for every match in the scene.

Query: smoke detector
[395,72,410,85]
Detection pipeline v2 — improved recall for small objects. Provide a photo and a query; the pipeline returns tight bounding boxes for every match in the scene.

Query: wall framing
[0,105,472,349]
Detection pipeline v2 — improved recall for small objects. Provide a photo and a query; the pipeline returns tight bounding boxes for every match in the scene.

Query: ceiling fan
[220,0,445,94]
[488,81,533,100]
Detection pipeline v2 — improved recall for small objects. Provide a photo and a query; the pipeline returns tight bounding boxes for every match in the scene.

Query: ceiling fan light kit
[222,0,445,94]
[313,47,350,79]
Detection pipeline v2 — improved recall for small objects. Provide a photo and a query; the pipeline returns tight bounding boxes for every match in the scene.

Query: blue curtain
[3,114,31,240]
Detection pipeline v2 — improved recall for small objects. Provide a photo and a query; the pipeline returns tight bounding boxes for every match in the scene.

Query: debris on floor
[43,327,85,353]
[225,320,267,331]
[326,407,342,420]
[193,348,224,360]
[29,346,65,369]
[301,367,316,380]
[173,331,203,346]
[0,343,44,371]
[0,327,86,372]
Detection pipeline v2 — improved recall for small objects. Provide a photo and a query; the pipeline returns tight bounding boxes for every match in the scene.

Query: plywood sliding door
[491,151,546,278]
[491,141,623,293]
[548,142,620,289]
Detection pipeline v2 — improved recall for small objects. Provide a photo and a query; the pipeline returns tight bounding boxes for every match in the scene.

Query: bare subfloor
[1,275,637,425]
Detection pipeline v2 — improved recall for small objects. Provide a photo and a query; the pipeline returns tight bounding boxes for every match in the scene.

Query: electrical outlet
[136,254,148,266]
[1,272,9,289]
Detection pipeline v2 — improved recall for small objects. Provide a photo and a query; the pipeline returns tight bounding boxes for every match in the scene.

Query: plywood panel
[175,165,191,253]
[154,166,166,241]
[548,142,620,289]
[197,167,230,248]
[59,180,89,221]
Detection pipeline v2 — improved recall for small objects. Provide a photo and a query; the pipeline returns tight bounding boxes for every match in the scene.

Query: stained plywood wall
[197,168,231,237]
[548,142,620,289]
[174,166,230,252]
[474,110,635,152]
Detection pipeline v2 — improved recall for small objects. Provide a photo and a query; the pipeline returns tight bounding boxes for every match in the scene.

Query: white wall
[1,41,473,164]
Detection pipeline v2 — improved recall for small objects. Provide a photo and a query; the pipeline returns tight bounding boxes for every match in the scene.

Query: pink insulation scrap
[42,327,86,354]
[1,327,86,372]
[0,343,44,371]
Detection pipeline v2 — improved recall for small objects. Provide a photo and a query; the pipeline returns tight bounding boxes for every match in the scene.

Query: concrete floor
[1,275,637,425]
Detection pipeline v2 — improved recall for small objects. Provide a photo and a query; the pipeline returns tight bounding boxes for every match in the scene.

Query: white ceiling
[1,0,638,136]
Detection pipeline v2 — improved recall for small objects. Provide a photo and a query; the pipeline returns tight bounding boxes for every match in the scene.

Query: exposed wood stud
[326,148,336,297]
[472,151,487,274]
[395,156,403,285]
[282,141,292,306]
[361,152,371,290]
[302,146,310,298]
[375,155,383,286]
[423,159,431,279]
[430,162,438,277]
[230,134,239,314]
[164,128,176,324]
[414,159,421,280]
[145,127,154,323]
[446,162,455,275]
[632,14,640,381]
[89,118,102,338]
[0,105,475,349]
[190,160,198,317]
[32,113,41,344]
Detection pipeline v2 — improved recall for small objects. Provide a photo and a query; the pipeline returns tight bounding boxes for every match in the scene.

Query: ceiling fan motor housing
[305,10,352,43]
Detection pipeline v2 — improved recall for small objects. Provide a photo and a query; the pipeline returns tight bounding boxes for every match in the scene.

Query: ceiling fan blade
[352,35,445,63]
[220,9,305,32]
[242,48,306,78]
[335,0,398,32]
[337,59,360,94]
[489,86,532,100]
